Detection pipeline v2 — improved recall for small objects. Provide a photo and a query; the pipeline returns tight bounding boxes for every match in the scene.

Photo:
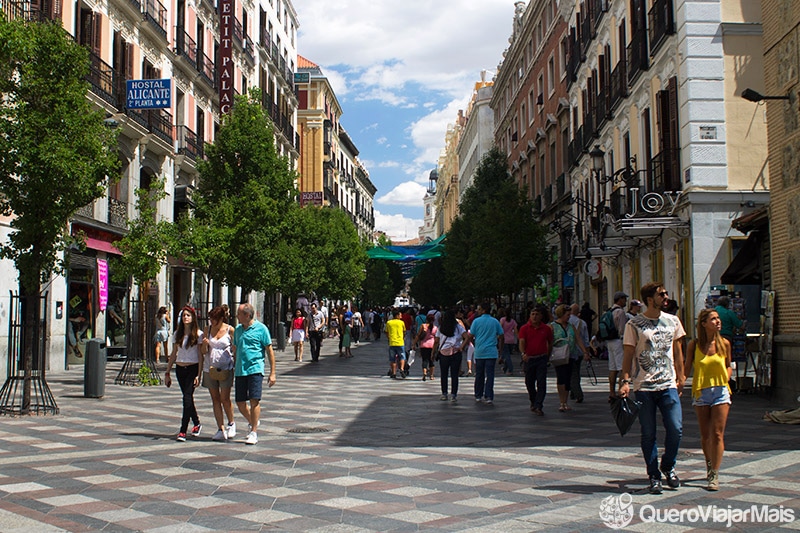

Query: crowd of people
[157,283,733,494]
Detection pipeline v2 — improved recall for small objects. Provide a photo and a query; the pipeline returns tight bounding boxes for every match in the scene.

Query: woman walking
[499,307,518,375]
[433,309,467,402]
[414,311,438,381]
[153,306,171,363]
[165,306,204,442]
[684,308,732,491]
[550,305,588,412]
[202,305,236,441]
[290,308,308,362]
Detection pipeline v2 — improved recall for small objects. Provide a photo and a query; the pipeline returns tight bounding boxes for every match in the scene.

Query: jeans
[636,388,683,479]
[523,356,548,409]
[474,358,497,400]
[352,325,361,343]
[569,357,584,400]
[308,330,323,361]
[175,364,200,433]
[439,352,462,397]
[501,343,515,374]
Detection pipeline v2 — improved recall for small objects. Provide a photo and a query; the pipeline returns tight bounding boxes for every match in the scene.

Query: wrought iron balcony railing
[648,0,675,57]
[174,27,199,71]
[609,58,628,110]
[647,148,681,194]
[108,197,128,229]
[87,50,122,109]
[626,26,649,85]
[176,125,202,161]
[143,0,168,39]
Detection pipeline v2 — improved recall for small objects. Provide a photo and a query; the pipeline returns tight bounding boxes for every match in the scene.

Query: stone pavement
[0,336,798,532]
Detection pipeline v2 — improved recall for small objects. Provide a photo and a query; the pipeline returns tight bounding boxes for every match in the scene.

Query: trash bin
[84,338,106,398]
[276,322,287,352]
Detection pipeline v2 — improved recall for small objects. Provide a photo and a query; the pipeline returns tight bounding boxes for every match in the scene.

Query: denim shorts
[388,345,406,362]
[692,385,731,407]
[235,373,263,403]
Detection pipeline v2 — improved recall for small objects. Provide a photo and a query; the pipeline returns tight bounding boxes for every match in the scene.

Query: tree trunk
[21,282,40,415]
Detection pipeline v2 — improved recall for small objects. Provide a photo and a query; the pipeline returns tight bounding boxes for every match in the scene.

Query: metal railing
[595,85,609,130]
[626,26,649,85]
[591,0,608,28]
[108,197,128,228]
[1,0,59,21]
[198,51,215,88]
[127,108,174,145]
[174,26,198,69]
[582,113,596,148]
[176,125,202,161]
[556,173,566,199]
[648,0,675,57]
[580,8,595,56]
[87,50,121,109]
[143,0,168,39]
[543,184,553,209]
[647,148,681,193]
[609,58,628,110]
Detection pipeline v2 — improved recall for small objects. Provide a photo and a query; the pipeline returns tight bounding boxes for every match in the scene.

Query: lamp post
[741,88,790,102]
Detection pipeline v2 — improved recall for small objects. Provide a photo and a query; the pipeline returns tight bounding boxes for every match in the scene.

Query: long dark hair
[175,306,199,346]
[439,309,458,337]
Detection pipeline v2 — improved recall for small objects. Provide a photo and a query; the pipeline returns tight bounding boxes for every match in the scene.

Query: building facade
[433,116,464,237]
[457,74,495,202]
[0,0,299,372]
[562,0,768,336]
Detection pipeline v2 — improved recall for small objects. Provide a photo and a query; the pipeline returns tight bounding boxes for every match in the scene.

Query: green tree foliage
[0,18,119,295]
[183,89,297,296]
[361,258,404,308]
[0,17,119,413]
[111,179,174,286]
[443,147,547,300]
[409,258,457,307]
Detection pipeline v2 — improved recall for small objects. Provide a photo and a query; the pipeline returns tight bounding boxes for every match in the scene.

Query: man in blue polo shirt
[468,302,504,404]
[233,303,276,445]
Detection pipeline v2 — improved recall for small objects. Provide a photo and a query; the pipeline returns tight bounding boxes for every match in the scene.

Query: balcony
[648,0,675,57]
[580,9,595,56]
[174,27,198,70]
[143,0,168,39]
[556,173,566,199]
[108,198,128,229]
[534,195,542,213]
[647,148,681,194]
[609,58,628,110]
[591,0,608,29]
[567,138,580,169]
[582,113,596,148]
[626,27,649,85]
[198,51,215,88]
[1,0,59,21]
[595,86,609,130]
[567,34,580,87]
[543,184,553,210]
[260,28,271,51]
[176,125,202,162]
[127,108,174,145]
[75,203,94,218]
[232,18,254,63]
[87,51,121,110]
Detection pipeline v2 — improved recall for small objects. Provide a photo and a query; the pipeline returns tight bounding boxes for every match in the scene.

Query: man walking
[605,291,629,402]
[308,302,326,362]
[233,303,277,445]
[468,302,503,404]
[568,303,590,403]
[618,282,685,494]
[518,305,553,415]
[385,309,407,379]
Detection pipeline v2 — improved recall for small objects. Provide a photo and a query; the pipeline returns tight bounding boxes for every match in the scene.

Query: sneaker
[212,429,226,441]
[440,394,448,401]
[475,397,482,403]
[390,373,397,379]
[482,398,493,405]
[190,424,202,437]
[422,375,427,381]
[649,477,663,494]
[707,469,719,491]
[244,431,258,445]
[660,468,680,489]
[450,395,457,403]
[398,372,406,379]
[176,432,187,442]
[226,422,236,439]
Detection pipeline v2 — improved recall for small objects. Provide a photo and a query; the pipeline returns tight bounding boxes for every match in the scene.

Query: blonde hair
[554,304,569,319]
[696,308,728,358]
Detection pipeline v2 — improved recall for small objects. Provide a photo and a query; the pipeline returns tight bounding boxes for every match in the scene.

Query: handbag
[209,366,231,381]
[550,340,570,366]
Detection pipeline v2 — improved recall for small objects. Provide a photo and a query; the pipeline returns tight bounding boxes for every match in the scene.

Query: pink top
[418,324,437,349]
[501,317,517,344]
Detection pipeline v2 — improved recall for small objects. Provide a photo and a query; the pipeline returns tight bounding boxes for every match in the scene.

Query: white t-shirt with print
[622,312,685,392]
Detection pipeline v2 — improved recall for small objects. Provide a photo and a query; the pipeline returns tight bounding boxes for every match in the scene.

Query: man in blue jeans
[468,302,503,405]
[618,282,685,495]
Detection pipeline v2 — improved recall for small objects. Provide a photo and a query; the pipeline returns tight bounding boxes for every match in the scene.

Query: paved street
[0,337,798,532]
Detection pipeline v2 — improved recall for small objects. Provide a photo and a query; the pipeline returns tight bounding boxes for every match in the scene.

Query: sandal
[559,404,567,412]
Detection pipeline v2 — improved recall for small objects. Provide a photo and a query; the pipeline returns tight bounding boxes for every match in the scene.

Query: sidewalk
[0,336,797,532]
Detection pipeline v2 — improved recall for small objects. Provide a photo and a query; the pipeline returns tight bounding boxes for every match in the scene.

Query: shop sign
[125,79,171,109]
[300,191,323,206]
[218,0,234,114]
[97,259,108,312]
[613,189,686,220]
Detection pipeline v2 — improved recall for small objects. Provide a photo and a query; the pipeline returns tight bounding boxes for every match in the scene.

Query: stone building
[457,74,495,202]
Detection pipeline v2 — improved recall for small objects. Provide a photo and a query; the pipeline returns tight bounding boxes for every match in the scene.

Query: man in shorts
[385,309,407,379]
[232,303,276,445]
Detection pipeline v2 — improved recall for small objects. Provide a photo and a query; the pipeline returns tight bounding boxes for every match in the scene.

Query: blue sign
[126,79,171,109]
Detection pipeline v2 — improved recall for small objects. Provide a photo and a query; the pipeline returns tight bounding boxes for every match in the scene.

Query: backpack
[597,307,619,341]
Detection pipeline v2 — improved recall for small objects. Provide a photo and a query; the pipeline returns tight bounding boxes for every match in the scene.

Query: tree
[361,258,404,308]
[443,147,547,301]
[409,258,457,307]
[182,89,297,297]
[0,17,119,413]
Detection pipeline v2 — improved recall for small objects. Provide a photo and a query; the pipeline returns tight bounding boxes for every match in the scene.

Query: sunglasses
[658,290,669,297]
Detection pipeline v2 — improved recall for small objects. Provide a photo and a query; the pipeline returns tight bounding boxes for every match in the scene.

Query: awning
[720,232,762,285]
[366,234,446,262]
[85,236,121,255]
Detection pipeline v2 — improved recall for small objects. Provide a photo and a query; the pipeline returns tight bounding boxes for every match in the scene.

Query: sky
[294,0,517,242]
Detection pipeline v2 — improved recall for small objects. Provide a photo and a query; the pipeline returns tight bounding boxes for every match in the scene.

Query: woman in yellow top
[684,308,732,491]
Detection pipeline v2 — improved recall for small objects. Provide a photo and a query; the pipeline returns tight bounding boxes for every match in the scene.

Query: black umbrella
[610,396,642,436]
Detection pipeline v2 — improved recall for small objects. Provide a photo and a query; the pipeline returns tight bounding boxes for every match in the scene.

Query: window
[548,55,555,95]
[528,89,535,124]
[560,37,569,79]
[549,139,557,179]
[520,103,526,135]
[537,72,544,111]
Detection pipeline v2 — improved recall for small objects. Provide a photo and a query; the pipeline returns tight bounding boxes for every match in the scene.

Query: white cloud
[409,96,472,167]
[374,210,423,242]
[323,69,349,98]
[377,161,401,168]
[376,181,427,206]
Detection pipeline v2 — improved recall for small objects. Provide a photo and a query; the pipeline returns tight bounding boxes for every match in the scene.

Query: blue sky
[294,0,517,241]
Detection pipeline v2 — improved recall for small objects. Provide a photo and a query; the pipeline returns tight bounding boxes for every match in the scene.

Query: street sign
[300,191,323,206]
[294,72,310,84]
[126,79,171,109]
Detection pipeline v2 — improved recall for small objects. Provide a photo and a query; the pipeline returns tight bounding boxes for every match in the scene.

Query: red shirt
[518,322,553,356]
[401,313,414,330]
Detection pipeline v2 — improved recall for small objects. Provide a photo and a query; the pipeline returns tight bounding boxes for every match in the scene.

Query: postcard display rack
[705,292,751,391]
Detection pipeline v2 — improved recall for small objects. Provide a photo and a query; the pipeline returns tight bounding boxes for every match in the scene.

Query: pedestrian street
[0,338,797,532]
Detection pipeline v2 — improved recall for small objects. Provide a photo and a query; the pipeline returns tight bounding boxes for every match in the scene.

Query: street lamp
[590,145,605,175]
[741,88,790,102]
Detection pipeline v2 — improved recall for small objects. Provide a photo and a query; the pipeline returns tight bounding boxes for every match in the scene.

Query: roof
[297,55,318,69]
